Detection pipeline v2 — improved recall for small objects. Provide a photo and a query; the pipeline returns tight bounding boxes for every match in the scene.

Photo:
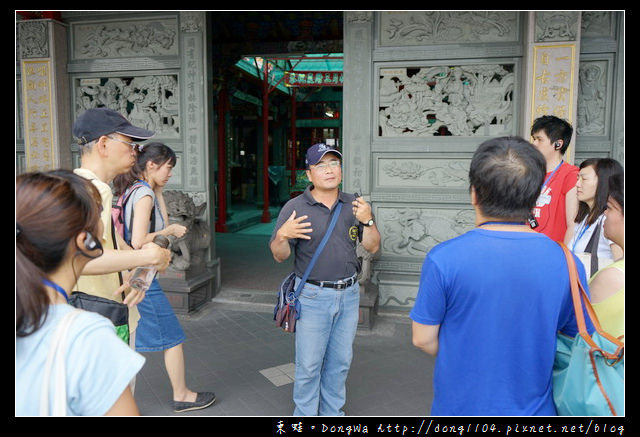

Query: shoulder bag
[576,217,613,278]
[68,292,130,344]
[68,217,130,344]
[40,309,82,416]
[274,202,343,333]
[553,242,624,416]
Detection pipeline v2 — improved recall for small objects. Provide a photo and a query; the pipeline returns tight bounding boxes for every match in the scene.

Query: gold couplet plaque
[21,59,55,171]
[531,44,579,117]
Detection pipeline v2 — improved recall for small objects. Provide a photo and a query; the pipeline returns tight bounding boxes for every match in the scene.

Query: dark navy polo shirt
[270,186,361,282]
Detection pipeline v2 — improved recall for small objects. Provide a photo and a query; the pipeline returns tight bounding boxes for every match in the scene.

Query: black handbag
[68,292,130,344]
[274,202,343,332]
[68,199,131,344]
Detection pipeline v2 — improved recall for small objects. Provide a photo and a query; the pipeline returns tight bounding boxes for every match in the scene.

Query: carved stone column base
[159,268,216,314]
[358,281,379,330]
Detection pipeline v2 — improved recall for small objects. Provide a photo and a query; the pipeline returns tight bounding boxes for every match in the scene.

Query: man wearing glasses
[270,143,381,416]
[72,108,171,365]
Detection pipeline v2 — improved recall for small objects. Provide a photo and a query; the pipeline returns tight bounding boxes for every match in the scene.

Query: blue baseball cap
[305,143,342,168]
[73,107,155,145]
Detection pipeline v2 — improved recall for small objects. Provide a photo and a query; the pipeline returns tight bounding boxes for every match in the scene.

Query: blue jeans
[293,276,360,416]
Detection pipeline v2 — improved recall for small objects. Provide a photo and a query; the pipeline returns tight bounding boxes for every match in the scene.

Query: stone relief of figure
[577,63,606,136]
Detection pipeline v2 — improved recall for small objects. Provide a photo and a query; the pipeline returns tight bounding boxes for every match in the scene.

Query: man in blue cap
[270,143,381,416]
[72,108,171,392]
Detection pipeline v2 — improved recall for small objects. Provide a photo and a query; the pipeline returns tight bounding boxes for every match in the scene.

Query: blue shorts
[135,277,186,352]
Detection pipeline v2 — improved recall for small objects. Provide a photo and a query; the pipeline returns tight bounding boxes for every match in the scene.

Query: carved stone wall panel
[377,272,421,309]
[377,62,517,138]
[579,11,617,55]
[575,13,622,164]
[71,17,179,60]
[73,74,180,140]
[581,12,615,39]
[376,205,475,260]
[371,136,485,154]
[375,156,470,189]
[378,11,519,47]
[17,20,49,58]
[534,11,580,42]
[372,190,470,205]
[372,203,474,309]
[577,57,612,137]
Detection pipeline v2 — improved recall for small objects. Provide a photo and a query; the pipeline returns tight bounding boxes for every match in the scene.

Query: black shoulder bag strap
[584,217,602,275]
[292,201,343,300]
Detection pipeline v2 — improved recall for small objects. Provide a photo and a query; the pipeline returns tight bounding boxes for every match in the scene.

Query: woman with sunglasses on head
[16,170,145,416]
[114,143,215,413]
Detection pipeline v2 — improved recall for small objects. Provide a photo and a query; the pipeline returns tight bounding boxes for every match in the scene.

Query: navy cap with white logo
[73,107,155,145]
[305,143,343,168]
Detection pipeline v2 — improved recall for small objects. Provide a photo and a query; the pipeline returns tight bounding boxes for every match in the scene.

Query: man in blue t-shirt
[410,136,591,416]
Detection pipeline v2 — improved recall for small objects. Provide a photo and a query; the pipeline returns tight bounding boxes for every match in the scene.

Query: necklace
[42,279,69,302]
[477,221,527,227]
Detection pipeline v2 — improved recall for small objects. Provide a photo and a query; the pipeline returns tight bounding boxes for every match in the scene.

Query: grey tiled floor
[133,300,435,417]
[133,224,434,418]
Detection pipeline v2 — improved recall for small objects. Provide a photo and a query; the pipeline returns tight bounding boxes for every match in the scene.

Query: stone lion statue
[163,190,209,273]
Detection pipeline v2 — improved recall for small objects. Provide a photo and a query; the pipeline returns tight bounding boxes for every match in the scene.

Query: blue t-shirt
[410,229,590,416]
[16,304,145,416]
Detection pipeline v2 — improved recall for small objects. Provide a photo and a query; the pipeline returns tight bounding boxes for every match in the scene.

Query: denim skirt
[135,277,186,352]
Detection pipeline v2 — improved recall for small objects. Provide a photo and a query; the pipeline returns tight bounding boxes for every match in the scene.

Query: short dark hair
[531,115,573,154]
[575,158,624,224]
[469,136,546,221]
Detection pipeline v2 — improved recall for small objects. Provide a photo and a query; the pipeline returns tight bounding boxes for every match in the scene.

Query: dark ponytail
[16,170,102,337]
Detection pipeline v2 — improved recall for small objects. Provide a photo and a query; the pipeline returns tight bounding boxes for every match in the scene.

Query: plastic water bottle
[129,235,170,292]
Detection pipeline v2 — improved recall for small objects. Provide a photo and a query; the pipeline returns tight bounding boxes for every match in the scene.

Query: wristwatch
[361,217,374,227]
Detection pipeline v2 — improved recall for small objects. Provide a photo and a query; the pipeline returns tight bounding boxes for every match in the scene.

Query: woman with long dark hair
[114,143,215,413]
[16,170,144,415]
[568,158,623,276]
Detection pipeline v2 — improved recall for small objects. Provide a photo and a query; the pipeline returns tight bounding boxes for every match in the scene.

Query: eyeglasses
[107,135,142,152]
[312,161,341,170]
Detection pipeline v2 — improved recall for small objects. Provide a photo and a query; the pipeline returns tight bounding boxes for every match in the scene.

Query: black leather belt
[306,276,357,290]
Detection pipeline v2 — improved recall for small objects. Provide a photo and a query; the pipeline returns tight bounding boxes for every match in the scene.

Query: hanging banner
[285,71,343,87]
